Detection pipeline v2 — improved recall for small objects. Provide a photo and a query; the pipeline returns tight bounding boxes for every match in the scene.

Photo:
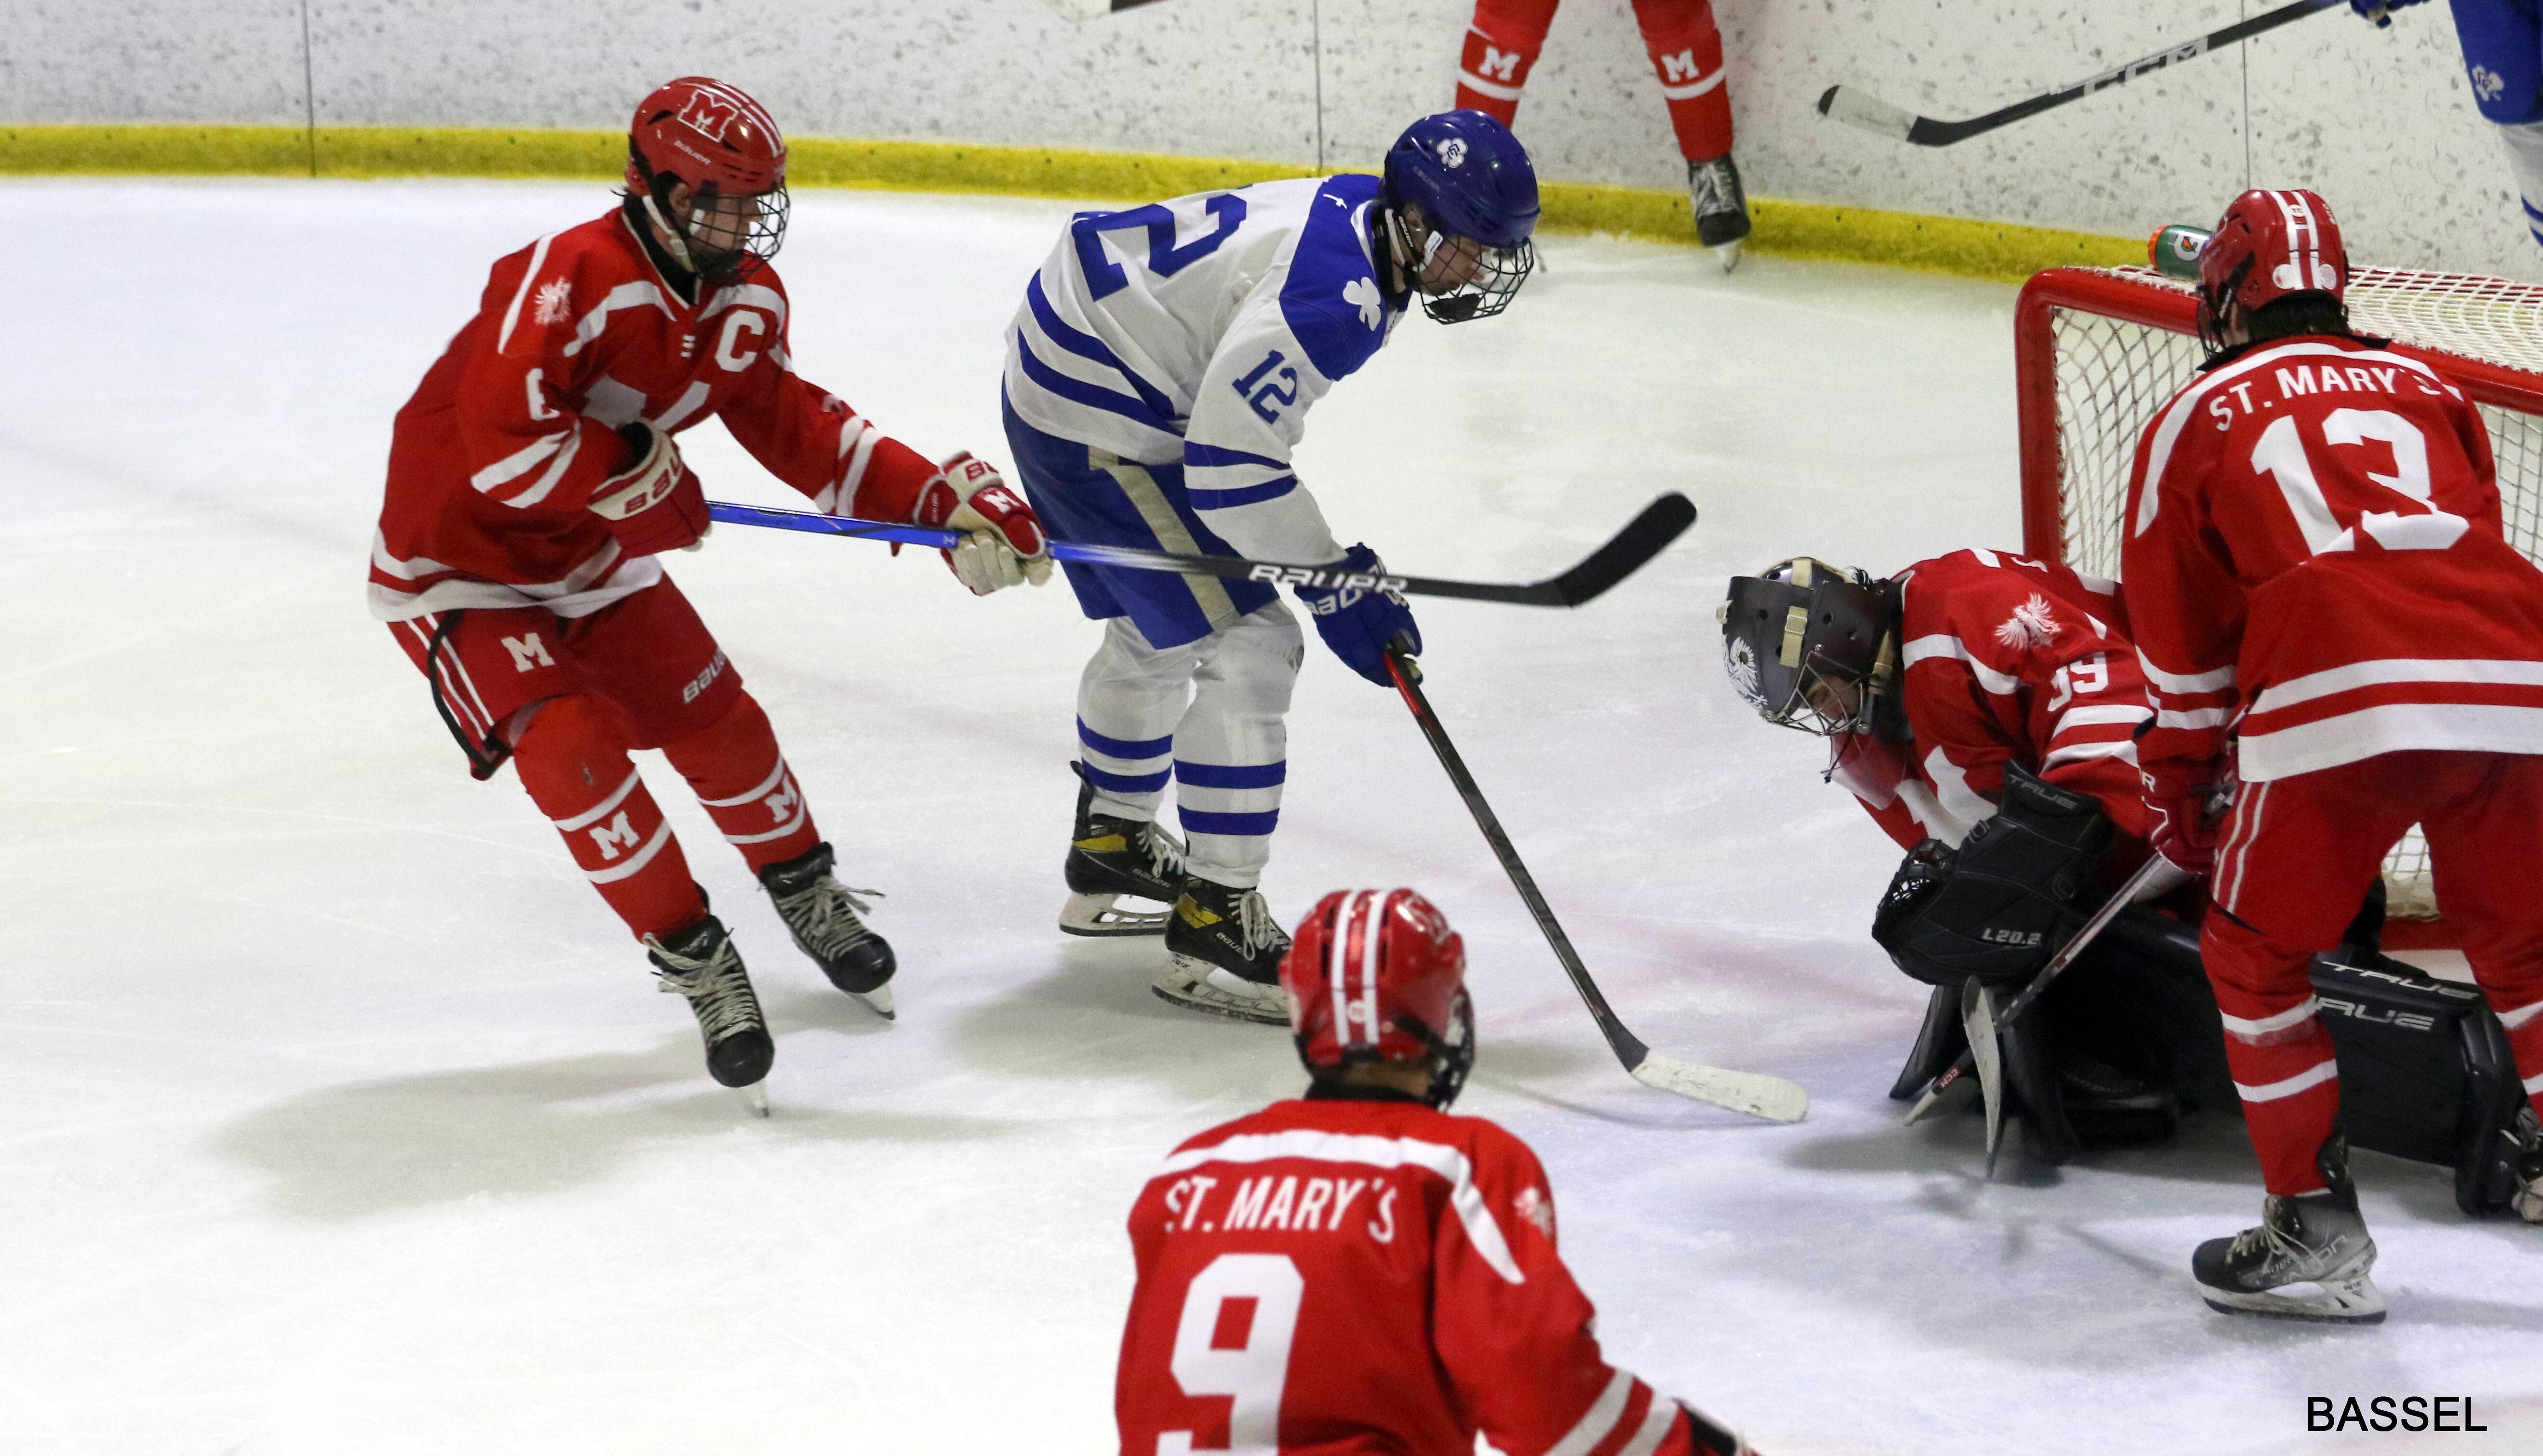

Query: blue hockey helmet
[1382,110,1539,322]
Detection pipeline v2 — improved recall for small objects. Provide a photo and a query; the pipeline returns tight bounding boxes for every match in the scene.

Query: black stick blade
[1547,493,1698,606]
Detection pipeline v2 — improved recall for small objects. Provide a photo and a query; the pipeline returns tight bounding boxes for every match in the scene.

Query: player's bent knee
[512,694,639,805]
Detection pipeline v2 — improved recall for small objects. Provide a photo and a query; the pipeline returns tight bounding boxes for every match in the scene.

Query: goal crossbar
[2014,265,2543,930]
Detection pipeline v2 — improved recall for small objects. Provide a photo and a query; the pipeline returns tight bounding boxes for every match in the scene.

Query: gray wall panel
[4,0,2532,277]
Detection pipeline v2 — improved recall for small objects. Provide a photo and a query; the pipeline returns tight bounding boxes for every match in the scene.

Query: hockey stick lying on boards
[705,494,1698,608]
[1043,0,1170,17]
[1382,644,1809,1123]
[1818,0,2356,148]
[1904,855,2174,1165]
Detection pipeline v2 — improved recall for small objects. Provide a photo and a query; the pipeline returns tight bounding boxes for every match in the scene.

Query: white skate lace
[1138,823,1189,882]
[2230,1199,2359,1284]
[774,879,884,960]
[647,937,762,1042]
[1236,889,1289,956]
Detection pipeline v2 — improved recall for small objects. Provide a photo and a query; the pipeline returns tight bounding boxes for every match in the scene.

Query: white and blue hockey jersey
[1002,174,1405,566]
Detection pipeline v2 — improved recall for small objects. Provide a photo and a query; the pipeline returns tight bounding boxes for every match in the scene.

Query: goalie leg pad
[1889,980,1969,1100]
[2311,950,2536,1216]
[1872,761,2115,987]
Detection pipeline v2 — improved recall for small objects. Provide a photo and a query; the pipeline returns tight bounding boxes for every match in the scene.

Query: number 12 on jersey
[1157,1253,1304,1456]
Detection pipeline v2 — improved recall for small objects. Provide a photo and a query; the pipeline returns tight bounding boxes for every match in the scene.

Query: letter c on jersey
[715,312,766,373]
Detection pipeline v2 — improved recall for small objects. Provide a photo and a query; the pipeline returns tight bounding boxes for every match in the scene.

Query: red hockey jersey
[2122,334,2543,783]
[1829,549,2151,853]
[370,206,938,621]
[1117,1095,1735,1456]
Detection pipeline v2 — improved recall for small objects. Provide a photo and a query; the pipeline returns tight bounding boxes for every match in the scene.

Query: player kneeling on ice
[1001,110,1537,1023]
[1116,889,1753,1456]
[2122,188,2543,1322]
[370,78,1049,1099]
[1722,552,2248,1162]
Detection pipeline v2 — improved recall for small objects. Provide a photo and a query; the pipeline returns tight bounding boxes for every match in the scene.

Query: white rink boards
[3,179,2540,1455]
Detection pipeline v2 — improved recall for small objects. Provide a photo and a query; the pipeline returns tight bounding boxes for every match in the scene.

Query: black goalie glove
[1870,761,2115,988]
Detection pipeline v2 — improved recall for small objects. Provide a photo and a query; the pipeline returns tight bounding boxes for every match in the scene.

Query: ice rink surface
[4,179,2540,1455]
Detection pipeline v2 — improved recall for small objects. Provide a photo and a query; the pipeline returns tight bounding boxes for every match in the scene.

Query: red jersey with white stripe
[1117,1095,1736,1456]
[2120,333,2543,783]
[370,205,938,622]
[1830,549,2151,853]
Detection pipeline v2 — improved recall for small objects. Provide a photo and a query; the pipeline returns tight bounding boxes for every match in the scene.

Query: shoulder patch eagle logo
[1994,593,2061,651]
[531,278,574,327]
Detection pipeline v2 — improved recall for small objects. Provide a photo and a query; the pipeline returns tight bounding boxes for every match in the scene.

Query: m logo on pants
[504,633,556,671]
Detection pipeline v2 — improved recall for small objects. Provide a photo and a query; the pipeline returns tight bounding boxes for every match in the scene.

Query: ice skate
[2192,1138,2384,1324]
[1688,153,1751,273]
[1061,762,1187,937]
[2511,1105,2543,1225]
[1154,876,1292,1025]
[644,914,775,1106]
[758,841,896,1018]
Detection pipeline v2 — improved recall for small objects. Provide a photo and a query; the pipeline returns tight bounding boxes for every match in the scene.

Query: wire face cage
[2015,265,2543,927]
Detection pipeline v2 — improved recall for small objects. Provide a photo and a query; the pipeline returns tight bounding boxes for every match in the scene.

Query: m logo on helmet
[1438,138,1468,169]
[678,91,740,142]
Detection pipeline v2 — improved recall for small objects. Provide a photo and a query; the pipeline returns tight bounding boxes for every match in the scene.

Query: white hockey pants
[2498,119,2543,250]
[1073,602,1303,889]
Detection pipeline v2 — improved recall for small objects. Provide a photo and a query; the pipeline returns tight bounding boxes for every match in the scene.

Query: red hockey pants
[1456,0,1733,161]
[391,581,822,942]
[2207,751,2543,1195]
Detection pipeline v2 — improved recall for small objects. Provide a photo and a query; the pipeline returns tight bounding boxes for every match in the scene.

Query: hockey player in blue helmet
[999,110,1539,1023]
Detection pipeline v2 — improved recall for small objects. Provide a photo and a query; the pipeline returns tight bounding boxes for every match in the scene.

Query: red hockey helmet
[1281,888,1475,1109]
[2195,188,2348,353]
[625,77,790,279]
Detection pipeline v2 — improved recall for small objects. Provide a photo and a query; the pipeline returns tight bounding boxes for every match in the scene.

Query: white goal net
[2020,264,2543,921]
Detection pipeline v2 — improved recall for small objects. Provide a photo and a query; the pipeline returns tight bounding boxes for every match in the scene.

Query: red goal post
[2013,264,2543,929]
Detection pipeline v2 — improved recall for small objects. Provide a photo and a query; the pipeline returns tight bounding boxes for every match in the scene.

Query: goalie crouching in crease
[1718,552,2538,1213]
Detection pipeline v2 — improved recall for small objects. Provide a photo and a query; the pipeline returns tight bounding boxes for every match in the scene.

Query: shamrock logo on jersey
[2476,65,2507,104]
[1345,276,1384,331]
[1994,593,2061,651]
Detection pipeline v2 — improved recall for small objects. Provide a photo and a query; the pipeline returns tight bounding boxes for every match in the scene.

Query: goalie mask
[1282,888,1476,1111]
[625,76,791,283]
[1719,557,1900,737]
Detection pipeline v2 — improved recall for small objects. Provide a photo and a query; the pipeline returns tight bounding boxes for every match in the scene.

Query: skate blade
[2200,1277,2386,1324]
[734,1081,770,1118]
[851,983,895,1020]
[1059,891,1168,937]
[1152,956,1288,1026]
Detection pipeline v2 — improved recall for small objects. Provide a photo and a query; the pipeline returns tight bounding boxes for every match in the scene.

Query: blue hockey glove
[2350,0,2424,26]
[1295,543,1420,685]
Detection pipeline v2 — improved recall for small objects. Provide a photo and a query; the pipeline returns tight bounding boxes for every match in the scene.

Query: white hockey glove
[914,453,1052,595]
[589,421,710,556]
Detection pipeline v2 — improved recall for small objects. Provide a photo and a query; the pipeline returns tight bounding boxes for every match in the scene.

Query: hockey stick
[1904,854,2173,1132]
[1382,644,1809,1123]
[704,494,1697,609]
[1044,0,1170,16]
[1818,0,2352,148]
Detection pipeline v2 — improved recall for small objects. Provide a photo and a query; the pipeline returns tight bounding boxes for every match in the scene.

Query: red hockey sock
[1632,0,1733,160]
[1456,0,1559,124]
[661,691,821,874]
[2208,924,2344,1195]
[513,695,704,942]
